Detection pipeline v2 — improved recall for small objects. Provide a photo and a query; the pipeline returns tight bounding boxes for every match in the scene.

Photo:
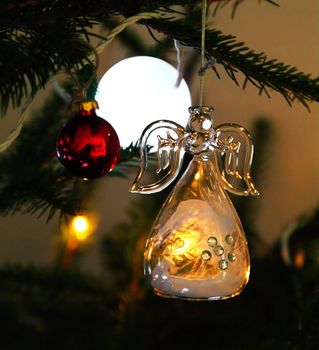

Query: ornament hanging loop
[66,40,100,102]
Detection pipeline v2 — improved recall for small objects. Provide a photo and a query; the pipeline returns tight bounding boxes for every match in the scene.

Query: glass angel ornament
[130,106,259,300]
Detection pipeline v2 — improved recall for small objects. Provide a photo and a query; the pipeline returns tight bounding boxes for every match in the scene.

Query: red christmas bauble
[56,101,120,179]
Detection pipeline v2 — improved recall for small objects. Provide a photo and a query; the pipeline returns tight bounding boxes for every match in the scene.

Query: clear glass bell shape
[144,157,250,300]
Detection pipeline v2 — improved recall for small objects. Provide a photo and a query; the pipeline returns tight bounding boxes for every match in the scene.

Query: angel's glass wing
[130,120,187,194]
[213,123,259,196]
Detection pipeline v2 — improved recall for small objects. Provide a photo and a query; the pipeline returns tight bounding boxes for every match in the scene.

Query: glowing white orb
[95,56,192,148]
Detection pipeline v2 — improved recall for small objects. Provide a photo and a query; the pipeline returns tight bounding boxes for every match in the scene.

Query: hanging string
[199,0,207,107]
[174,39,184,87]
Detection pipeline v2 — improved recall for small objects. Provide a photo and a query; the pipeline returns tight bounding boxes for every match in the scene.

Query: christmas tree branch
[0,28,94,114]
[0,0,318,116]
[212,0,279,18]
[144,17,319,108]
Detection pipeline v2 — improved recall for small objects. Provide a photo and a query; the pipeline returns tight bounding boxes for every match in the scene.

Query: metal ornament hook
[66,40,100,102]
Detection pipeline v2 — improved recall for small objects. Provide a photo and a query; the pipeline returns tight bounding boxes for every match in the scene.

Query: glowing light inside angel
[96,56,192,147]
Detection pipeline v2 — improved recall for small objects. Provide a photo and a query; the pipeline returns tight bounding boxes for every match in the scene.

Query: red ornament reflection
[56,107,120,179]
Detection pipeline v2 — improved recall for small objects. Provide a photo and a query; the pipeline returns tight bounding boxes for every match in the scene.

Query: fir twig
[144,17,319,109]
[0,0,317,115]
[212,0,279,18]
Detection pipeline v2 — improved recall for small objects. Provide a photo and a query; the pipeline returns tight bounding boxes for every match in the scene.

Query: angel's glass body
[144,156,250,300]
[131,106,258,301]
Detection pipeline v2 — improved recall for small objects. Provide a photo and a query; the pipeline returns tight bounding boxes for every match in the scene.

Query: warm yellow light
[169,231,198,256]
[163,228,202,274]
[71,216,90,241]
[174,238,191,254]
[72,216,88,232]
[194,172,201,181]
[294,249,305,268]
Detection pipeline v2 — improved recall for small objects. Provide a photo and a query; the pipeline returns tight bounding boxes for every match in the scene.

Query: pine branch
[145,17,319,108]
[0,26,95,114]
[0,92,84,220]
[102,17,174,57]
[0,0,317,115]
[212,0,279,18]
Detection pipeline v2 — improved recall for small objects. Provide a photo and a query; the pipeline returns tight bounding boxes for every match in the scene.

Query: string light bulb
[59,214,96,269]
[70,215,91,242]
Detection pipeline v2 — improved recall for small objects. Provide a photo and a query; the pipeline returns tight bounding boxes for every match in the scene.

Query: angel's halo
[95,56,192,148]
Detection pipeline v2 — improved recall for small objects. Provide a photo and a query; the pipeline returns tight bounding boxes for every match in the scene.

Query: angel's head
[187,106,214,133]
